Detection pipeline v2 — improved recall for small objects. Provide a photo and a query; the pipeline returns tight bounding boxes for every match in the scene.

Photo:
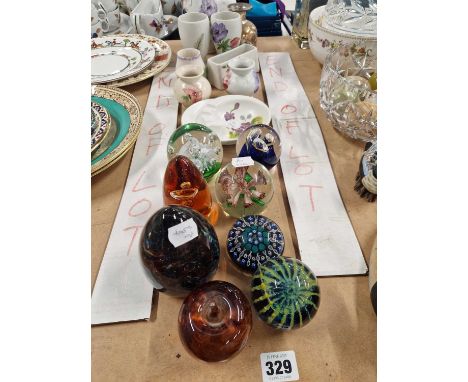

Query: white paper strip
[91,69,178,324]
[259,52,367,276]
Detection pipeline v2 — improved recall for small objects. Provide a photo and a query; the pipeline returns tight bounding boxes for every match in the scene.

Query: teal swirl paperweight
[227,215,285,274]
[251,257,320,330]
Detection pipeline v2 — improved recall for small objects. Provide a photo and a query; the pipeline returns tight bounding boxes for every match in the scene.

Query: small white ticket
[260,351,299,382]
[232,156,254,167]
[168,218,199,248]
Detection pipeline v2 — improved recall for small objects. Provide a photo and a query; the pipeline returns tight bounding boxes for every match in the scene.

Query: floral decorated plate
[91,101,111,153]
[91,36,156,84]
[91,85,142,176]
[102,34,172,87]
[181,95,271,145]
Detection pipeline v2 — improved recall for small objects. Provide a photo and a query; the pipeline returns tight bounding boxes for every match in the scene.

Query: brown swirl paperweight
[178,281,252,362]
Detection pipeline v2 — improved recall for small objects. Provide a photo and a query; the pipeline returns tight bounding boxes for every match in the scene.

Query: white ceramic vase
[178,12,211,59]
[176,48,205,73]
[173,65,212,107]
[223,57,259,96]
[210,11,242,54]
[182,0,231,16]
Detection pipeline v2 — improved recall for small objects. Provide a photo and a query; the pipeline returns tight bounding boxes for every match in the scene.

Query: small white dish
[181,95,271,145]
[207,44,259,90]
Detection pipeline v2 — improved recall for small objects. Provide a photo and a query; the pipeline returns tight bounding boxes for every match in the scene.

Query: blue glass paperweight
[226,215,285,274]
[235,124,282,168]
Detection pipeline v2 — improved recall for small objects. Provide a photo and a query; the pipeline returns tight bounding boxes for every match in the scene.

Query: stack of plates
[91,85,143,177]
[91,34,172,87]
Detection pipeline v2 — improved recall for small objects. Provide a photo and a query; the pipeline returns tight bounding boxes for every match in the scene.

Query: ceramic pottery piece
[178,12,211,59]
[210,11,242,54]
[223,57,259,96]
[175,48,205,73]
[103,34,172,87]
[227,2,257,46]
[182,0,231,16]
[181,95,271,145]
[214,160,273,218]
[91,35,156,84]
[140,206,220,297]
[163,155,219,225]
[251,257,320,330]
[236,124,281,168]
[91,101,111,153]
[173,65,212,107]
[130,0,168,39]
[178,280,252,362]
[167,123,223,180]
[227,215,285,274]
[206,44,259,90]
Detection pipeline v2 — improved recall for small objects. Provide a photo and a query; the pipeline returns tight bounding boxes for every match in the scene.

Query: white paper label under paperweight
[260,351,299,382]
[232,156,254,167]
[168,218,199,247]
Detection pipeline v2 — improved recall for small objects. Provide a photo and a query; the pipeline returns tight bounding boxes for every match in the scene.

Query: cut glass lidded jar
[320,42,377,141]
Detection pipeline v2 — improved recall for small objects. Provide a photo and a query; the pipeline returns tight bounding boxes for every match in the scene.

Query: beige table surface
[92,37,377,382]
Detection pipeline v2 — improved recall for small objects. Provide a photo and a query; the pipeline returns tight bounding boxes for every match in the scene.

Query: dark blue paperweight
[226,215,285,274]
[235,124,282,168]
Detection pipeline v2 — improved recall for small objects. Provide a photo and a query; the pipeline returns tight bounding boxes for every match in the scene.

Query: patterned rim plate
[91,36,156,84]
[91,102,111,153]
[91,85,142,176]
[103,34,172,87]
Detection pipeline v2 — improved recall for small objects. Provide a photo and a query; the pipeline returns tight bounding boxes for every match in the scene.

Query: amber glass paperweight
[214,161,274,218]
[236,124,282,168]
[179,281,252,362]
[227,215,285,274]
[163,155,219,225]
[251,257,320,330]
[140,206,220,297]
[167,123,223,180]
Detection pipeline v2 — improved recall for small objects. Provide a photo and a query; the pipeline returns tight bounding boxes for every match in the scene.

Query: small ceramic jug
[223,57,259,96]
[173,65,212,107]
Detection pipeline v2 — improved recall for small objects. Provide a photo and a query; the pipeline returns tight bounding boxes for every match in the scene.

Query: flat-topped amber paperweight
[178,281,252,362]
[163,155,219,225]
[140,206,220,297]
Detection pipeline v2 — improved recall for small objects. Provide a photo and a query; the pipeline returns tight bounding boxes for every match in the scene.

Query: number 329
[265,360,292,375]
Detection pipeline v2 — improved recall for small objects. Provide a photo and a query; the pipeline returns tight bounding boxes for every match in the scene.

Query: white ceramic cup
[91,20,105,37]
[131,0,167,38]
[178,12,211,59]
[92,0,117,12]
[210,11,241,54]
[96,3,121,33]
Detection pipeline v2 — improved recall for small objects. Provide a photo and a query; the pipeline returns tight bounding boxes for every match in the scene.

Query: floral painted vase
[223,57,259,96]
[173,65,212,107]
[210,11,242,54]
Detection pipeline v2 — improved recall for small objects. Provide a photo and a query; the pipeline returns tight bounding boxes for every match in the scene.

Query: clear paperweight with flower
[320,43,377,141]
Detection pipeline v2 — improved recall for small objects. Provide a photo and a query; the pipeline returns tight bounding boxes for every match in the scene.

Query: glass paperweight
[214,161,274,218]
[251,257,320,330]
[167,123,223,180]
[163,155,219,225]
[227,215,285,274]
[324,0,377,36]
[236,124,282,168]
[354,141,377,202]
[320,43,377,141]
[140,206,220,297]
[179,281,252,362]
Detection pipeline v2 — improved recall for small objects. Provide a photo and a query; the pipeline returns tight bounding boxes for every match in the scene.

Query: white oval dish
[181,95,271,145]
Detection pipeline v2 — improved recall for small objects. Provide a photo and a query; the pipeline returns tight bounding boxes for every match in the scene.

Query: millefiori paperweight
[227,215,285,274]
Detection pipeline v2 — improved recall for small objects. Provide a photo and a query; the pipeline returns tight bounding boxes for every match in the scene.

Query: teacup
[131,0,167,38]
[96,3,121,33]
[91,20,105,38]
[92,0,117,12]
[210,11,242,54]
